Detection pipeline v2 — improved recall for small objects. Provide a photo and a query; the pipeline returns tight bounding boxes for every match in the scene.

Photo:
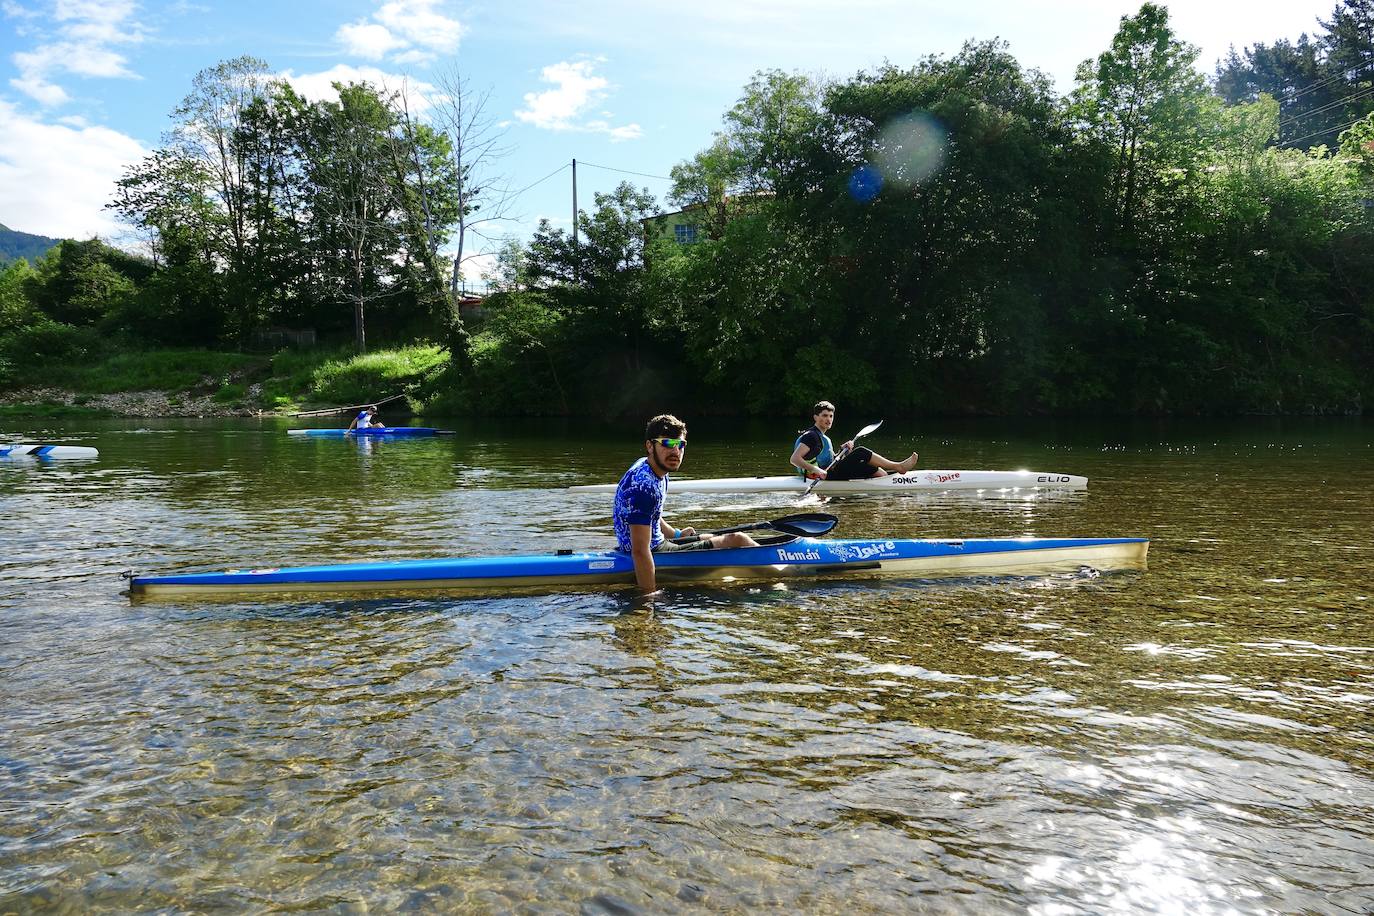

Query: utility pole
[571,158,579,283]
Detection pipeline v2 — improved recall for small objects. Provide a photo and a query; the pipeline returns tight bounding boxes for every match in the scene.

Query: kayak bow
[126,536,1148,599]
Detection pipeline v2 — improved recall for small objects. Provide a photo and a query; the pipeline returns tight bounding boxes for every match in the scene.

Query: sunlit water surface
[2,417,1371,912]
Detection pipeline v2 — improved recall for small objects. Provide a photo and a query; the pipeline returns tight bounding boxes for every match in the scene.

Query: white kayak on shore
[569,469,1087,494]
[0,443,99,460]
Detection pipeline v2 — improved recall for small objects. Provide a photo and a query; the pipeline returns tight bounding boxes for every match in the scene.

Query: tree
[1070,3,1213,233]
[296,83,406,353]
[388,76,492,371]
[167,56,292,339]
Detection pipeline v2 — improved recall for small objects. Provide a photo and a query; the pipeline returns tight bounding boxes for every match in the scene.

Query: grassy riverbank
[0,344,449,418]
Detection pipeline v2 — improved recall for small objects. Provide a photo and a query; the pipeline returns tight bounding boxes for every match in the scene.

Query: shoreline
[0,387,275,418]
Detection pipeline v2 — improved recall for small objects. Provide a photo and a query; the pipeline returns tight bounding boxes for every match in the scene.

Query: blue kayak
[287,427,454,437]
[126,536,1149,598]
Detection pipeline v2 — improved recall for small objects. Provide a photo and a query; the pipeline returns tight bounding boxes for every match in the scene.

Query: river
[2,416,1371,912]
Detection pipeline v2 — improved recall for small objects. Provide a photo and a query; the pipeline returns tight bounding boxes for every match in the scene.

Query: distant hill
[0,223,62,266]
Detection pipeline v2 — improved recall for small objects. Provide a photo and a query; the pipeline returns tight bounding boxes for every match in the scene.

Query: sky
[0,0,1343,281]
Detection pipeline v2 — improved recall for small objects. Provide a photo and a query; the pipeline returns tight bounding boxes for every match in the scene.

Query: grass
[2,342,453,414]
[304,344,448,406]
[46,349,270,394]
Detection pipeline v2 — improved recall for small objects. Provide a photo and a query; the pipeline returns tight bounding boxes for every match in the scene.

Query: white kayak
[0,443,99,460]
[569,469,1087,494]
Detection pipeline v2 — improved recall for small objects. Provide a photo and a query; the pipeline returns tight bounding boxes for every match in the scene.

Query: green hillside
[0,223,62,266]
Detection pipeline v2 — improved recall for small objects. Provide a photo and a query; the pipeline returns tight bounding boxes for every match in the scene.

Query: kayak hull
[127,537,1148,598]
[0,444,99,460]
[287,427,453,437]
[569,470,1087,494]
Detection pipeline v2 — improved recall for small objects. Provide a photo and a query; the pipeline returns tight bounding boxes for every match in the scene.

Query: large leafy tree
[1069,2,1215,235]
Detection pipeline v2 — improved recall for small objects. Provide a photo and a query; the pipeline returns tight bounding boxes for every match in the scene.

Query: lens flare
[873,111,947,189]
[848,164,883,203]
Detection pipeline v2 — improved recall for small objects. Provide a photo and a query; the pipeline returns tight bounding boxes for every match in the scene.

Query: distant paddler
[347,405,384,432]
[790,400,917,482]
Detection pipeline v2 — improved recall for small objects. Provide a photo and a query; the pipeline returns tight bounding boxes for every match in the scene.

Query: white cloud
[461,251,497,279]
[337,22,408,60]
[9,75,69,105]
[2,0,42,19]
[6,0,144,106]
[0,99,147,239]
[279,65,440,114]
[515,58,641,140]
[336,0,464,64]
[375,0,464,52]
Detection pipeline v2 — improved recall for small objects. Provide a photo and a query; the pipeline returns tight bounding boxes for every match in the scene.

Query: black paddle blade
[768,512,838,536]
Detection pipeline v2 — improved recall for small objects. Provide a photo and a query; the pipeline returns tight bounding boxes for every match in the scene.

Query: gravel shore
[0,386,270,417]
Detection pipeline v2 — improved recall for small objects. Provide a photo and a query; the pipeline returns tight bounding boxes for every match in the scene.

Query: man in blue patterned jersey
[614,414,758,592]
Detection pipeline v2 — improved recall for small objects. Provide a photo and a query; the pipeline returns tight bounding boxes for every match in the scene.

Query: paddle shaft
[673,512,838,545]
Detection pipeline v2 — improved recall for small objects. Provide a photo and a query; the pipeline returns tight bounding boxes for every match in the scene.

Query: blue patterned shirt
[613,457,667,552]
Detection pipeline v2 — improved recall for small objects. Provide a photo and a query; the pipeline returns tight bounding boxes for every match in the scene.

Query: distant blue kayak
[287,427,454,437]
[126,536,1149,598]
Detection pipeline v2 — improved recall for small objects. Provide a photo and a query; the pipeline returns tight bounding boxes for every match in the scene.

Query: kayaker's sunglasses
[654,437,687,450]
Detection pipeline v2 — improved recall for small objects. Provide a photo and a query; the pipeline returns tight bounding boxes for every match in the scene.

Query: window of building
[674,223,699,244]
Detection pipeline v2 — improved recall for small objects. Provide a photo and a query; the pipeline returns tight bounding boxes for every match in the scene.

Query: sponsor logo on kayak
[776,546,823,562]
[923,472,962,484]
[827,541,897,561]
[589,560,616,569]
[1037,475,1072,483]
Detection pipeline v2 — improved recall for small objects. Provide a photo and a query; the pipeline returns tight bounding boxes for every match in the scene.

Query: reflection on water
[2,417,1372,911]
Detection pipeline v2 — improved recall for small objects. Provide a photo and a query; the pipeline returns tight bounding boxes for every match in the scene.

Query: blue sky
[0,0,1342,280]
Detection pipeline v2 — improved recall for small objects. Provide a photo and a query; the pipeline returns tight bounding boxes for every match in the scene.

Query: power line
[1279,112,1373,147]
[511,162,571,198]
[1278,85,1374,128]
[1281,66,1365,104]
[578,160,674,181]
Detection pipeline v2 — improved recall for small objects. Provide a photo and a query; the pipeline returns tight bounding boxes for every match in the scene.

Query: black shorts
[825,447,877,481]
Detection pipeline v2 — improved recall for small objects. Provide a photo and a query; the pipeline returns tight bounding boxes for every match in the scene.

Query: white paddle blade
[855,420,883,439]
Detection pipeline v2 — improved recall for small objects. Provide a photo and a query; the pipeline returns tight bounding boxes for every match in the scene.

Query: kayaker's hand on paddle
[807,467,828,480]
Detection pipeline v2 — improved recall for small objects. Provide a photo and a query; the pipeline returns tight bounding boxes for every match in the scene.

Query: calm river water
[2,416,1371,913]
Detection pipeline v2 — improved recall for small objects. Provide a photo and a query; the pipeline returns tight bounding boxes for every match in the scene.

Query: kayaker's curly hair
[812,400,835,415]
[645,414,686,440]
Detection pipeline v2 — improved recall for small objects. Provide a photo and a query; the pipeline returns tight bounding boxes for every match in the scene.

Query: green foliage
[1340,112,1374,183]
[0,318,100,365]
[306,344,448,404]
[49,349,264,393]
[105,59,472,352]
[0,259,37,332]
[463,292,571,414]
[7,10,1366,418]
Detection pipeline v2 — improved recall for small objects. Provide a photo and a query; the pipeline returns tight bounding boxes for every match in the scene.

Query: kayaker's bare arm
[630,523,657,592]
[660,518,696,541]
[790,443,826,478]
